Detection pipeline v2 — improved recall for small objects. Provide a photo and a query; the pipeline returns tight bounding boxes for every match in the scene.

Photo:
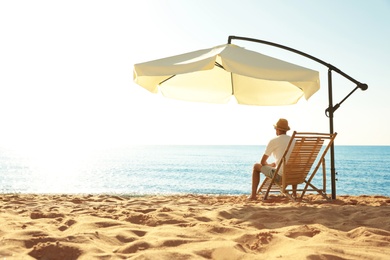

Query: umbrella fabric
[133,44,320,106]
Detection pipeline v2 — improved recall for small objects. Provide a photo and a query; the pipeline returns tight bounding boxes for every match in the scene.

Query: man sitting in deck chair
[248,118,296,200]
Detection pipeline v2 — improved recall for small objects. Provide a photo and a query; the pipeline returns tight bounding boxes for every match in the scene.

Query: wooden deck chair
[258,131,337,201]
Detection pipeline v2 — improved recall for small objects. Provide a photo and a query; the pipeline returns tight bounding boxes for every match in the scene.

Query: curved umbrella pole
[228,35,368,199]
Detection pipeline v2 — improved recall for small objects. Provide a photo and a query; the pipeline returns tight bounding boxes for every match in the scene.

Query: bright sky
[1,0,389,159]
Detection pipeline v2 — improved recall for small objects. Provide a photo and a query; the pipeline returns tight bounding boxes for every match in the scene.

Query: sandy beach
[0,194,389,259]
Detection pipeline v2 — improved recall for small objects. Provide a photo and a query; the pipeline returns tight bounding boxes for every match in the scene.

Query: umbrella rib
[157,63,235,94]
[159,75,176,85]
[215,62,225,70]
[215,62,234,95]
[159,62,225,86]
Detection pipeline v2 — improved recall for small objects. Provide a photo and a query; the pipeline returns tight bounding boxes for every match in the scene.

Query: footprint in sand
[114,240,151,254]
[235,231,278,251]
[30,211,65,219]
[58,219,77,231]
[114,229,147,244]
[29,242,82,260]
[284,225,321,238]
[256,231,276,245]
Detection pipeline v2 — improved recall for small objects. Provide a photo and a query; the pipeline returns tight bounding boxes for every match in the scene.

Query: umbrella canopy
[133,44,320,106]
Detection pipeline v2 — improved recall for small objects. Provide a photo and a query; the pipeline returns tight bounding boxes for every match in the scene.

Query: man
[249,118,295,200]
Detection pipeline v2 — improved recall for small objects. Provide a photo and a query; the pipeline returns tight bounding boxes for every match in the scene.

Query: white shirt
[264,134,293,175]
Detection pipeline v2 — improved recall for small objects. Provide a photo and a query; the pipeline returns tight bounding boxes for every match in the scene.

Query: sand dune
[0,194,389,259]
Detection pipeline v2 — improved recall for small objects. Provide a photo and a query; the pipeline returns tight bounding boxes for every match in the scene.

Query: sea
[0,145,389,197]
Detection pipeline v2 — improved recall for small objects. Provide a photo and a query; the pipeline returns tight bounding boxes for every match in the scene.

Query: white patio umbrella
[133,44,320,106]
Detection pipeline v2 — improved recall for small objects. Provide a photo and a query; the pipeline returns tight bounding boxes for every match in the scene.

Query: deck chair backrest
[284,135,324,186]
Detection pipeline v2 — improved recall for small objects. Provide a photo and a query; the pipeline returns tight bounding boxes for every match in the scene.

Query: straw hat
[274,118,290,131]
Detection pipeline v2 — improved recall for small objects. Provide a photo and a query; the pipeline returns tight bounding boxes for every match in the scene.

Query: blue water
[0,146,389,196]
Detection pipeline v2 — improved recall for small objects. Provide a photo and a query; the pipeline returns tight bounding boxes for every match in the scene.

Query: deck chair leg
[281,184,302,202]
[258,176,280,200]
[300,158,330,201]
[263,178,273,200]
[302,181,331,201]
[283,189,297,202]
[301,157,323,198]
[257,178,268,193]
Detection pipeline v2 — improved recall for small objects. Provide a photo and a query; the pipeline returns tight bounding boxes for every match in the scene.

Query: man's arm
[260,154,276,167]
